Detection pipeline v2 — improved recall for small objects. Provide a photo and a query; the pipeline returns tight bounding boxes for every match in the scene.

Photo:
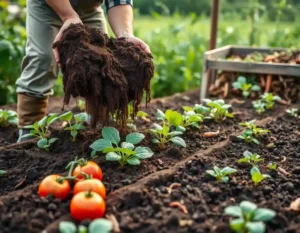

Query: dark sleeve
[105,0,133,11]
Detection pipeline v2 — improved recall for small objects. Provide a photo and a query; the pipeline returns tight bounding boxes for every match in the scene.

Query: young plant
[0,109,18,127]
[149,123,186,148]
[59,218,113,233]
[201,99,234,122]
[238,120,269,144]
[0,170,7,176]
[286,108,298,118]
[232,76,261,98]
[225,200,276,233]
[238,151,263,167]
[267,162,277,171]
[250,166,271,186]
[90,127,153,166]
[56,111,88,141]
[157,109,203,132]
[252,100,266,115]
[206,166,237,183]
[21,114,59,151]
[127,107,149,131]
[261,93,281,110]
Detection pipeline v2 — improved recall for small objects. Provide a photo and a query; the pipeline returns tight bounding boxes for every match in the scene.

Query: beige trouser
[16,0,107,98]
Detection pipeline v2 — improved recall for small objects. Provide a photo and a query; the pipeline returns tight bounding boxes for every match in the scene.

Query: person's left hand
[121,35,151,54]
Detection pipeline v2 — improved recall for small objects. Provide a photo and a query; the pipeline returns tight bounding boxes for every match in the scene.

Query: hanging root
[53,24,154,128]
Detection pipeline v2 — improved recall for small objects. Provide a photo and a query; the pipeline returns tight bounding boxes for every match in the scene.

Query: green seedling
[56,111,87,141]
[149,123,186,148]
[201,99,234,122]
[267,162,277,171]
[76,99,86,111]
[232,76,261,98]
[157,109,203,132]
[21,114,59,151]
[252,100,266,115]
[225,200,276,233]
[127,106,149,131]
[251,166,271,186]
[0,109,18,127]
[59,218,113,233]
[238,120,269,144]
[90,127,153,167]
[286,108,298,118]
[238,151,263,166]
[261,93,281,110]
[206,166,237,183]
[0,170,7,176]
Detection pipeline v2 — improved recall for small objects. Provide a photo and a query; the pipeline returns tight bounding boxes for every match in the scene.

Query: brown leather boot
[17,93,48,142]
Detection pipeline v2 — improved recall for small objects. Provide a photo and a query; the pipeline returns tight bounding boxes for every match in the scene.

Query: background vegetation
[0,0,299,105]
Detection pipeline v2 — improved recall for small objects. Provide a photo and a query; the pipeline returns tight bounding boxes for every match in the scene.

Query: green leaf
[206,170,217,177]
[127,156,141,165]
[89,219,113,233]
[152,139,160,144]
[240,201,257,215]
[47,113,59,125]
[106,152,121,161]
[74,112,88,123]
[175,125,186,132]
[224,206,242,217]
[254,208,276,221]
[38,116,47,127]
[165,110,183,126]
[252,138,260,144]
[238,158,250,164]
[59,221,77,233]
[20,133,35,139]
[48,137,58,144]
[102,127,120,145]
[58,111,73,122]
[126,133,145,145]
[251,85,261,91]
[90,139,112,152]
[103,147,115,153]
[37,138,48,148]
[156,109,165,120]
[78,225,87,233]
[246,221,265,233]
[168,131,183,136]
[74,123,85,130]
[0,170,7,176]
[91,150,97,158]
[182,106,194,111]
[135,147,153,159]
[222,176,229,183]
[121,142,135,150]
[162,124,170,135]
[152,123,163,130]
[221,167,237,175]
[71,131,78,139]
[229,218,245,232]
[243,150,252,158]
[114,147,136,156]
[136,111,148,117]
[170,136,186,147]
[250,166,260,176]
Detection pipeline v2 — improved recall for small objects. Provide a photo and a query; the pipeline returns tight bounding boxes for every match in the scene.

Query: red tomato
[74,179,106,198]
[70,191,106,221]
[38,174,70,200]
[73,161,103,182]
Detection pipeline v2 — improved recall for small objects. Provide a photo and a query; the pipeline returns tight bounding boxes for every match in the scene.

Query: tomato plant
[38,174,71,200]
[70,191,106,221]
[74,178,106,199]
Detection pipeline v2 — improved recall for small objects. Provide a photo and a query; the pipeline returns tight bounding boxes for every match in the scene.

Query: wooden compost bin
[200,45,300,99]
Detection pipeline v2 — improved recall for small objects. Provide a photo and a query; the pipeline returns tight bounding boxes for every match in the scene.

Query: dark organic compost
[53,24,154,127]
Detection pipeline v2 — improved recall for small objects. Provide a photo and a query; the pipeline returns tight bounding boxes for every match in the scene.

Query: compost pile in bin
[53,23,154,127]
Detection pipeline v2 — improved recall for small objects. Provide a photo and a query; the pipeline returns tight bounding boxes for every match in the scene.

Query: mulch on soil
[0,89,299,233]
[53,24,154,127]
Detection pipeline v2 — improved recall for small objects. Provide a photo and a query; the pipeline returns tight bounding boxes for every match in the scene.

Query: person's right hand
[53,16,82,67]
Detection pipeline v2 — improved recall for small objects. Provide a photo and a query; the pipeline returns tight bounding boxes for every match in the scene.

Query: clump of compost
[53,24,154,127]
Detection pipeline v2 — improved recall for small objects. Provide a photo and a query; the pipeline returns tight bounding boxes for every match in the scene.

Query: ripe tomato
[73,161,103,182]
[38,174,70,200]
[70,191,106,221]
[74,179,106,198]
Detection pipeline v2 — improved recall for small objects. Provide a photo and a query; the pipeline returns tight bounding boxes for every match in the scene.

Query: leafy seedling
[225,200,276,233]
[157,109,203,132]
[251,166,271,186]
[252,100,266,115]
[149,123,186,148]
[267,162,277,171]
[238,151,263,166]
[261,93,281,110]
[90,127,153,166]
[206,166,237,183]
[0,109,18,127]
[238,120,269,144]
[232,76,261,98]
[21,114,59,151]
[286,108,298,118]
[56,111,87,141]
[59,218,113,233]
[201,99,234,122]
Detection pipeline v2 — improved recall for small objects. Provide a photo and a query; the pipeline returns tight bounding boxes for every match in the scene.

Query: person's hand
[53,16,82,67]
[124,35,151,54]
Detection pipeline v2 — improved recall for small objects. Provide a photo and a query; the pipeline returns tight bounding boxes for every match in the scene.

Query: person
[16,0,151,142]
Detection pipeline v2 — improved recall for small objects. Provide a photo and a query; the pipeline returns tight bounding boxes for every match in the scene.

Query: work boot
[17,93,48,142]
